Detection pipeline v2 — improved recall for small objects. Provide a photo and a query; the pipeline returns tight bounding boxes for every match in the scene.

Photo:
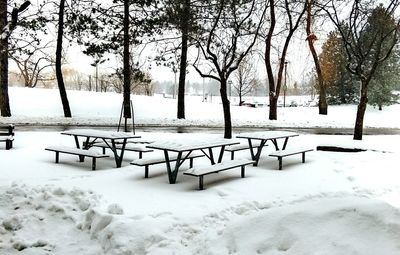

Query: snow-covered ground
[1,87,400,255]
[2,87,400,129]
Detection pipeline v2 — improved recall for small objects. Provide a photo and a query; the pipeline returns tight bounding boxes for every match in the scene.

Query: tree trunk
[306,0,327,115]
[123,0,131,132]
[0,0,11,117]
[55,0,72,118]
[269,95,278,120]
[353,81,368,140]
[220,79,232,139]
[177,0,190,119]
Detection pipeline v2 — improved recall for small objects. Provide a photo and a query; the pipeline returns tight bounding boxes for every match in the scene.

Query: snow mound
[209,197,400,255]
[0,184,105,254]
[2,183,400,255]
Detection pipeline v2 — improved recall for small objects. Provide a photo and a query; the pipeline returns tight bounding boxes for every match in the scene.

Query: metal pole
[95,63,98,92]
[284,61,288,107]
[173,70,177,99]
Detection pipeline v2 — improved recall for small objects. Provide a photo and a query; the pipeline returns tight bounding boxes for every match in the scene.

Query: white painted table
[147,138,240,184]
[236,131,299,166]
[61,129,140,168]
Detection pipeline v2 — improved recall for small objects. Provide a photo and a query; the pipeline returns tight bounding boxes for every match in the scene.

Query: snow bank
[2,183,400,255]
[0,184,103,254]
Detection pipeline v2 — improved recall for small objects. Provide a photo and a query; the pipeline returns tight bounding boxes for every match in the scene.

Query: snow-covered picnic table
[146,138,240,184]
[61,129,141,168]
[236,131,299,166]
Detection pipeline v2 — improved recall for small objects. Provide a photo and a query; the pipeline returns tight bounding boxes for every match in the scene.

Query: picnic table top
[61,129,141,140]
[147,138,240,152]
[236,131,299,140]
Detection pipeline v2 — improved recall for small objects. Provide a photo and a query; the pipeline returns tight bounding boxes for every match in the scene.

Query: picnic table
[61,129,140,168]
[236,131,299,166]
[146,138,240,184]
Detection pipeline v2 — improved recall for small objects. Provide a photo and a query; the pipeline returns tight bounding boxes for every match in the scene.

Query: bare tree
[193,0,266,138]
[55,0,72,117]
[233,57,258,105]
[305,0,327,114]
[0,0,31,117]
[323,0,400,140]
[10,41,55,88]
[263,0,307,120]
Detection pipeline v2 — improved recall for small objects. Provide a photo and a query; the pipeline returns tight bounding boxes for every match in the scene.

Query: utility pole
[88,75,92,91]
[283,61,288,107]
[95,62,98,92]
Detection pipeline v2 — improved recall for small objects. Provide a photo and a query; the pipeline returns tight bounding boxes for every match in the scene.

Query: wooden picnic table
[61,129,140,168]
[236,131,299,166]
[146,138,240,184]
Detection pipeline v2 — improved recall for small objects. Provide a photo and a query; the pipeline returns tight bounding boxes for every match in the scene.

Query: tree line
[0,0,399,140]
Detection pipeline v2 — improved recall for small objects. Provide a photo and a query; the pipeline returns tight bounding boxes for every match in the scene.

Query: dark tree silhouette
[55,0,72,117]
[193,0,266,138]
[324,1,400,140]
[263,0,307,120]
[0,0,31,117]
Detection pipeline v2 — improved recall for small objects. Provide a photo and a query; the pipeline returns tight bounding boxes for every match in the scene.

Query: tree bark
[269,96,277,120]
[353,80,368,140]
[55,0,72,118]
[220,79,232,139]
[123,0,131,132]
[306,0,327,115]
[0,0,11,117]
[177,0,190,119]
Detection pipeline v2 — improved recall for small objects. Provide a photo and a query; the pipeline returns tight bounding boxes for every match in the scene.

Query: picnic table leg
[302,152,305,163]
[164,150,182,184]
[73,135,80,148]
[55,152,59,163]
[241,165,245,178]
[92,158,96,171]
[73,135,85,162]
[217,145,226,163]
[248,139,267,166]
[199,176,204,190]
[109,139,127,168]
[271,139,280,150]
[118,138,128,166]
[6,140,11,150]
[282,137,289,150]
[248,139,255,159]
[278,157,282,170]
[208,148,215,165]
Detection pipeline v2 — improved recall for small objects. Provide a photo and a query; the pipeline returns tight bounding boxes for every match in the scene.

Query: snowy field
[0,87,400,255]
[1,87,399,129]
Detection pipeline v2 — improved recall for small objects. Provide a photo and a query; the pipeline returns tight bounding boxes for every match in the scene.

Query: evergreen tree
[324,1,399,140]
[369,46,400,110]
[319,30,358,105]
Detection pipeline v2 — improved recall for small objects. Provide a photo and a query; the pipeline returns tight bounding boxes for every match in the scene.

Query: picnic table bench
[184,159,255,190]
[269,147,313,170]
[92,142,153,159]
[61,129,140,168]
[146,138,240,184]
[45,145,109,170]
[0,124,14,150]
[130,152,205,178]
[225,140,266,160]
[236,131,299,166]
